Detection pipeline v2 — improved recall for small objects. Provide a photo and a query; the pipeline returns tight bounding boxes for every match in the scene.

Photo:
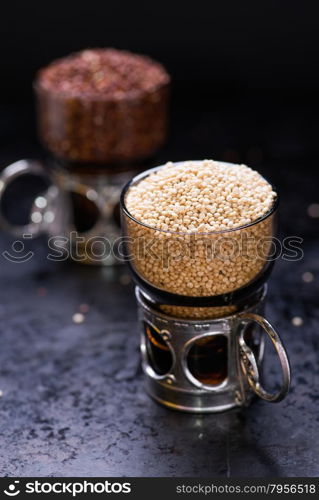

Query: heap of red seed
[37,48,169,99]
[35,48,170,163]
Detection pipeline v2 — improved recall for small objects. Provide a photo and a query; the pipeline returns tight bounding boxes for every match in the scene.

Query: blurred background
[1,0,319,166]
[0,0,318,237]
[0,0,318,477]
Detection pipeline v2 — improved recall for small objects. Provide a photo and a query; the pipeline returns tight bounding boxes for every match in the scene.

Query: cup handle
[237,312,291,402]
[0,159,53,237]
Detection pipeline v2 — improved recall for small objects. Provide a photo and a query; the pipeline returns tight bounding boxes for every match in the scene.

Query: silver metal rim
[135,285,268,324]
[148,391,240,414]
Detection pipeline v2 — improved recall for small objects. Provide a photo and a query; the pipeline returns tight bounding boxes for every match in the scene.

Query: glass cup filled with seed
[121,160,291,412]
[0,48,170,265]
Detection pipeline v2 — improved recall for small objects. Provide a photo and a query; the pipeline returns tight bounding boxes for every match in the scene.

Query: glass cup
[121,161,278,311]
[34,61,170,166]
[0,53,170,265]
[120,161,291,412]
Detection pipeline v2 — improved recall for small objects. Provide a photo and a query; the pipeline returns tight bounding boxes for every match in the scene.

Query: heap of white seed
[126,160,276,233]
[125,160,277,319]
[159,304,237,320]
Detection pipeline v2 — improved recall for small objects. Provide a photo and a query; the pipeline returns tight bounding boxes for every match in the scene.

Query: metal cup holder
[137,286,290,413]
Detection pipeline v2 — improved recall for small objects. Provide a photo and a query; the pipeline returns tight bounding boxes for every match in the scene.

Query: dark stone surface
[0,162,318,477]
[0,100,318,477]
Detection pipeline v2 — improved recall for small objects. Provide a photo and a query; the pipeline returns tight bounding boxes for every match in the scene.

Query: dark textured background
[0,0,318,477]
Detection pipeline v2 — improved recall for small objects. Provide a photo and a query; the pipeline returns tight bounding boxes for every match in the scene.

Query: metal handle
[0,159,52,237]
[238,312,291,402]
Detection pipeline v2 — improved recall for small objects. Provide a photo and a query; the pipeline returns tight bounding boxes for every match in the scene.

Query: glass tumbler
[120,161,291,412]
[0,52,170,265]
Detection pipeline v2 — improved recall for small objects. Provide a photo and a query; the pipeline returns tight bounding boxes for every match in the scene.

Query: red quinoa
[35,48,170,165]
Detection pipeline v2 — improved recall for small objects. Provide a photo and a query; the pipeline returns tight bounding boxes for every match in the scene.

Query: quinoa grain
[124,160,277,318]
[35,48,170,164]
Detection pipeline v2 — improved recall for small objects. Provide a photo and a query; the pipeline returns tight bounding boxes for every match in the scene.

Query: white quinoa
[124,160,277,318]
[159,304,237,320]
[126,160,276,233]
